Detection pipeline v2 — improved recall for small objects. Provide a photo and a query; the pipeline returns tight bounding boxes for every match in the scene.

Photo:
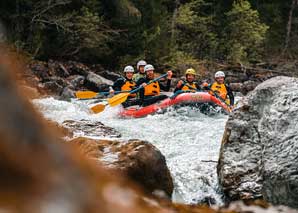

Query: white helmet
[137,60,147,70]
[215,71,225,78]
[144,64,154,72]
[124,65,134,73]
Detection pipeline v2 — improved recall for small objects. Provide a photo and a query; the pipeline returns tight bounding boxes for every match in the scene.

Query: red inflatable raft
[119,92,231,118]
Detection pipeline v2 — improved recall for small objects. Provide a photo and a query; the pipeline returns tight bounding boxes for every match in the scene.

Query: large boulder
[85,72,113,91]
[95,69,122,81]
[218,76,298,208]
[69,137,174,198]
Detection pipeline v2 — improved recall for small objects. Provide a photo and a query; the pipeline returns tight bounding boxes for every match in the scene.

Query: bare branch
[31,0,71,24]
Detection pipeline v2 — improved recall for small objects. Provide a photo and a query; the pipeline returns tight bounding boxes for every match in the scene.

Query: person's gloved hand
[109,86,115,95]
[176,80,183,88]
[201,82,210,90]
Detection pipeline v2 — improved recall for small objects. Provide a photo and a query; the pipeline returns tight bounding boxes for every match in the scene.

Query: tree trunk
[170,0,180,49]
[283,0,298,55]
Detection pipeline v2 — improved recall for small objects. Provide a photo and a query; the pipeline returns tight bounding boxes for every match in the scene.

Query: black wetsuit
[111,77,141,108]
[111,77,132,91]
[224,84,234,105]
[174,81,201,93]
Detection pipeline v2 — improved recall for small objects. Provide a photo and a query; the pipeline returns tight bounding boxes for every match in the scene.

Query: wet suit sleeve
[174,82,184,93]
[226,84,234,106]
[159,79,171,92]
[136,78,146,100]
[112,78,125,91]
[195,82,202,91]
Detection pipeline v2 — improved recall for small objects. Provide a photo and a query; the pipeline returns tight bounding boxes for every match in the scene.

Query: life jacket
[144,81,160,96]
[210,82,229,102]
[181,82,197,92]
[121,80,136,97]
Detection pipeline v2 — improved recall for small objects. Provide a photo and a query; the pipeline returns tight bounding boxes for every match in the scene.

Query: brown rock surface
[69,137,174,197]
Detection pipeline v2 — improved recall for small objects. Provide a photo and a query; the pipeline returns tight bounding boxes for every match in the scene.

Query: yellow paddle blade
[75,91,98,99]
[108,93,130,107]
[90,104,106,113]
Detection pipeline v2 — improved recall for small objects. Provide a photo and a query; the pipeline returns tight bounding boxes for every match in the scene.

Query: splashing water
[33,97,228,205]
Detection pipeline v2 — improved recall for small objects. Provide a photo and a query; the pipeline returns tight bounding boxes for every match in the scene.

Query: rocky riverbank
[1,53,297,212]
[20,59,298,102]
[218,76,298,209]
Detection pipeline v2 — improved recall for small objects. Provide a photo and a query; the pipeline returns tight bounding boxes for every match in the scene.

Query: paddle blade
[76,91,98,99]
[90,104,106,113]
[108,93,129,107]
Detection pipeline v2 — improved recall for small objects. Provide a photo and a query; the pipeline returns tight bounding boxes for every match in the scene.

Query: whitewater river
[34,97,228,205]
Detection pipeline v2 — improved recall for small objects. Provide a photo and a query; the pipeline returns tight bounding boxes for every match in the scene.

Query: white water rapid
[33,97,228,205]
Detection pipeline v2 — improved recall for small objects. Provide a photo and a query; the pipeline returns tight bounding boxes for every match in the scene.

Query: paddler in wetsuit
[132,60,147,82]
[202,71,234,107]
[174,68,201,93]
[136,64,173,107]
[109,65,140,108]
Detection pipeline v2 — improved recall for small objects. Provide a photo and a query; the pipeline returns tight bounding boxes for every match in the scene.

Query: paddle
[75,90,130,99]
[202,85,233,111]
[91,73,168,113]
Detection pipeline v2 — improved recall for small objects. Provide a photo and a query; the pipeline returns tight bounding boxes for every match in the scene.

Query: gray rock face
[218,76,298,208]
[62,119,121,138]
[86,72,113,86]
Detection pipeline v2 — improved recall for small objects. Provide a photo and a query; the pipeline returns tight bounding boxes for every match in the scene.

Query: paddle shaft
[130,73,168,94]
[100,90,130,95]
[108,73,168,106]
[76,90,130,99]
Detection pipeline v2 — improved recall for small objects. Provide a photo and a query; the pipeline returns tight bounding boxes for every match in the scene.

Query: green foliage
[224,0,269,63]
[63,7,116,59]
[168,50,202,75]
[175,0,218,60]
[0,0,296,68]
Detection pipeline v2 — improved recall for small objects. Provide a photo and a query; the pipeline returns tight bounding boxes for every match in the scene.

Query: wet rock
[67,75,85,89]
[69,137,174,197]
[229,82,242,92]
[85,72,113,91]
[217,201,298,213]
[96,69,121,81]
[230,81,259,95]
[225,70,248,83]
[29,60,50,82]
[60,86,76,100]
[64,60,91,76]
[48,59,71,77]
[192,196,217,206]
[62,119,121,138]
[241,80,259,95]
[43,80,64,94]
[218,76,298,208]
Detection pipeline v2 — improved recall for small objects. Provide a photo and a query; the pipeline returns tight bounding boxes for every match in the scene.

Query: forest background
[1,0,297,74]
